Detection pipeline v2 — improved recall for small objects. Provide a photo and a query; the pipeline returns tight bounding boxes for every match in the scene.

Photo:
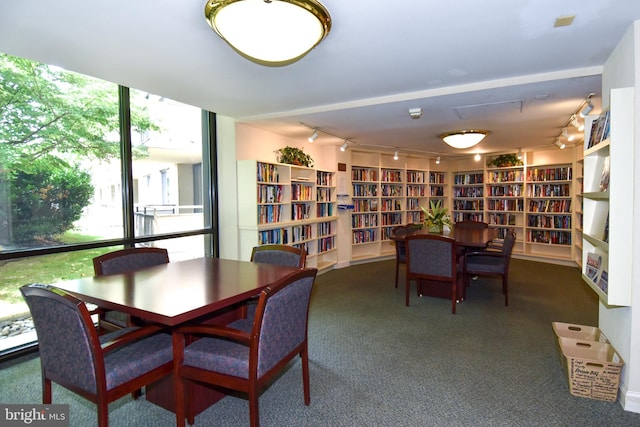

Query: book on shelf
[603,212,609,243]
[599,156,610,191]
[597,269,608,294]
[585,252,602,283]
[587,109,610,148]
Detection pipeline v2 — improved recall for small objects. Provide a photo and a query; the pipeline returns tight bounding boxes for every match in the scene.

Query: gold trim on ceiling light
[204,0,332,66]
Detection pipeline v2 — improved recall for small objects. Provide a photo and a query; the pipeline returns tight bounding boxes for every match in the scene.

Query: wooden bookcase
[485,165,525,254]
[581,87,634,306]
[237,159,338,271]
[452,170,484,222]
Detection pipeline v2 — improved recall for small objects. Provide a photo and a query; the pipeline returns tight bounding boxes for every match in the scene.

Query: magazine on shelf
[599,156,610,192]
[598,269,609,294]
[585,252,602,283]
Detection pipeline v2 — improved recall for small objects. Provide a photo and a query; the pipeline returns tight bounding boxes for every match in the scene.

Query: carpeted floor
[2,258,640,426]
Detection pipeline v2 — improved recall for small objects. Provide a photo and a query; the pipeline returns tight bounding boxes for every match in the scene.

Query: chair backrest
[93,247,169,276]
[406,234,457,280]
[250,244,306,268]
[502,230,517,258]
[391,226,409,259]
[20,284,103,395]
[406,223,423,232]
[455,220,489,230]
[251,268,317,377]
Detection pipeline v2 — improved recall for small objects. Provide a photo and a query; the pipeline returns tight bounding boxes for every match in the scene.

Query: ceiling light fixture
[409,108,423,119]
[340,140,349,152]
[436,156,441,165]
[580,93,595,117]
[393,148,399,160]
[474,153,482,162]
[517,149,523,160]
[554,138,566,150]
[440,130,490,149]
[308,130,319,143]
[204,0,332,66]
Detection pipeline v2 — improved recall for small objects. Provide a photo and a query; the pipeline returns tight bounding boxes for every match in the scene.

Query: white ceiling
[1,0,639,158]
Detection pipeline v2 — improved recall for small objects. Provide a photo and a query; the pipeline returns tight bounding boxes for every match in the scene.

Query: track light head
[340,140,349,152]
[308,130,318,143]
[517,149,523,160]
[580,100,594,117]
[393,148,399,160]
[436,156,441,165]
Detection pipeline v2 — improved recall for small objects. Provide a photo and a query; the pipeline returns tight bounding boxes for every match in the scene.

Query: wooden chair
[405,234,462,314]
[20,283,173,427]
[173,268,318,427]
[463,230,516,305]
[391,225,409,288]
[93,247,169,331]
[250,244,306,268]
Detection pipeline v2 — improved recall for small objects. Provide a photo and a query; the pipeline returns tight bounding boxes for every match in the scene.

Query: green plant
[276,146,314,167]
[487,153,523,168]
[421,200,453,229]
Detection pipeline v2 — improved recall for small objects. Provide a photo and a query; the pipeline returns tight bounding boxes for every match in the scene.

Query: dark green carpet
[2,258,640,426]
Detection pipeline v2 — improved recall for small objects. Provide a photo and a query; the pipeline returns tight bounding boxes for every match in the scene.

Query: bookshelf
[581,87,634,306]
[237,159,338,271]
[524,163,573,259]
[485,165,525,254]
[452,170,484,222]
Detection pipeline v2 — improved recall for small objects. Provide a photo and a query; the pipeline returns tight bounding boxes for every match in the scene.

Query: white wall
[600,20,640,412]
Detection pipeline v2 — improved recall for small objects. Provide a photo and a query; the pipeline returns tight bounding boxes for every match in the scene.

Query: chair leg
[248,384,260,427]
[405,278,410,306]
[97,399,108,427]
[503,276,509,306]
[395,261,399,288]
[451,280,457,315]
[301,347,310,405]
[43,377,52,404]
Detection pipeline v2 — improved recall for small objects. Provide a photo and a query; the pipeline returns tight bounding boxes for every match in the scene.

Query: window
[0,53,218,357]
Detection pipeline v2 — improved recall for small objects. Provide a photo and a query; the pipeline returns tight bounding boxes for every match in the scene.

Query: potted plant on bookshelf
[276,146,314,167]
[421,200,453,234]
[487,153,523,168]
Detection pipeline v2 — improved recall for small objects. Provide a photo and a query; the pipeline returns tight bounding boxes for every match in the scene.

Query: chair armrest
[178,324,251,346]
[101,324,165,353]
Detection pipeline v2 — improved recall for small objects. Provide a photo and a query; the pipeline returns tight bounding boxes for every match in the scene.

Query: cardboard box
[552,322,609,343]
[557,337,624,402]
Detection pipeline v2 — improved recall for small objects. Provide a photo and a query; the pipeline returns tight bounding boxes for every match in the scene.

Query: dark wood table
[53,257,301,417]
[391,227,497,249]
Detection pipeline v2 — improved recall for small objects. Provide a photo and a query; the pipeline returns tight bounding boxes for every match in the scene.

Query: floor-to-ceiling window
[0,53,218,356]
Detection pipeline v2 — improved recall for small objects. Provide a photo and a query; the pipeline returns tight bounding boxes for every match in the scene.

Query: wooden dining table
[390,226,497,249]
[52,257,301,417]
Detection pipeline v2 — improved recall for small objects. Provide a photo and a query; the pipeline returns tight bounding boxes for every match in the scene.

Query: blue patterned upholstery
[463,230,516,306]
[93,247,169,330]
[250,245,305,268]
[405,234,461,313]
[95,248,169,275]
[20,283,173,426]
[175,268,318,427]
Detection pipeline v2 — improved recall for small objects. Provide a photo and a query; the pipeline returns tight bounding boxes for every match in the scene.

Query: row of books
[317,221,333,237]
[526,167,572,182]
[316,187,332,201]
[317,203,334,217]
[430,187,445,196]
[317,236,335,253]
[352,213,378,228]
[352,167,379,182]
[453,173,484,185]
[258,228,288,245]
[257,184,283,204]
[380,213,402,225]
[316,171,333,186]
[353,199,378,212]
[291,183,314,201]
[487,213,517,226]
[257,162,280,183]
[258,205,283,224]
[527,199,571,213]
[453,187,484,198]
[406,171,426,183]
[291,224,313,243]
[587,109,610,149]
[429,173,446,184]
[380,170,403,182]
[487,199,524,212]
[453,200,484,211]
[352,229,377,244]
[352,184,378,197]
[406,185,426,197]
[487,184,523,197]
[291,203,311,220]
[526,230,571,245]
[453,212,484,222]
[526,214,572,229]
[380,200,403,211]
[527,183,571,197]
[381,184,404,196]
[486,170,524,183]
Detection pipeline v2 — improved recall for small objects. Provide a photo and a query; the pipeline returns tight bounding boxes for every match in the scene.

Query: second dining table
[52,256,302,418]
